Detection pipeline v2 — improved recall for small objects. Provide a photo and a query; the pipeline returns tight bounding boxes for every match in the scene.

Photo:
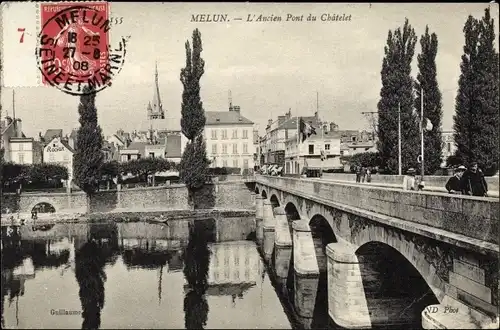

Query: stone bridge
[255,175,499,329]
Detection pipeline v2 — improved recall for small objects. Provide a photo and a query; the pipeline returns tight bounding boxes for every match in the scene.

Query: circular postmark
[36,5,126,96]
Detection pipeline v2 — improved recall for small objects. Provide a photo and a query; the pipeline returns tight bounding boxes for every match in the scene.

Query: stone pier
[255,196,264,242]
[274,206,292,279]
[262,201,275,261]
[326,239,429,328]
[326,239,372,328]
[292,219,320,319]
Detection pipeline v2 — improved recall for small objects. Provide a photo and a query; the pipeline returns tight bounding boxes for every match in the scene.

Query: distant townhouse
[441,130,456,168]
[1,117,42,164]
[285,121,342,174]
[204,105,255,171]
[43,137,75,187]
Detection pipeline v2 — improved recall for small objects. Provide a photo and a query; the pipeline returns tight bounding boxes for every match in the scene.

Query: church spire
[148,61,165,120]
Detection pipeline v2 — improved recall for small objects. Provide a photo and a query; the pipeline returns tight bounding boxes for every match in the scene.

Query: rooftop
[205,111,254,125]
[43,129,63,142]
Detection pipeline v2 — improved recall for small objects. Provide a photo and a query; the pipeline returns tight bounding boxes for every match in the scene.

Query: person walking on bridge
[402,168,417,191]
[460,162,488,197]
[445,165,466,194]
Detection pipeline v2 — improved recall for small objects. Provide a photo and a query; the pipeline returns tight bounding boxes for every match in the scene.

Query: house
[284,124,342,174]
[43,137,75,187]
[119,141,147,162]
[165,132,182,163]
[441,131,456,168]
[42,129,63,144]
[1,117,40,164]
[204,105,255,171]
[261,111,321,167]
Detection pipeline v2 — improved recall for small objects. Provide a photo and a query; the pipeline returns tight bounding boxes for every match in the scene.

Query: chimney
[330,122,338,132]
[286,109,291,119]
[15,119,22,137]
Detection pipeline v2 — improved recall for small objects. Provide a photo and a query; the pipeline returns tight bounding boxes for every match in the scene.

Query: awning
[261,165,268,172]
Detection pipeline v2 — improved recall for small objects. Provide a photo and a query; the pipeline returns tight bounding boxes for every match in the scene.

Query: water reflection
[1,220,292,329]
[75,224,119,329]
[183,221,211,329]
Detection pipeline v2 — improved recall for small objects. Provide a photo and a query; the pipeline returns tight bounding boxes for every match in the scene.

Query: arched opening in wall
[31,202,56,214]
[355,242,439,328]
[307,214,338,329]
[270,194,280,209]
[255,187,260,195]
[284,202,300,223]
[261,190,267,199]
[309,214,337,273]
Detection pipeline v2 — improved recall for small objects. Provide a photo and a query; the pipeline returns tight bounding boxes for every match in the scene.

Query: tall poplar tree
[414,26,443,175]
[73,86,104,210]
[179,29,210,196]
[377,19,420,174]
[453,8,499,175]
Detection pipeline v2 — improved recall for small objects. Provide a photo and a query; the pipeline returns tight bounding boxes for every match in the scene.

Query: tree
[179,135,210,190]
[180,29,206,140]
[119,158,176,183]
[454,8,499,175]
[377,19,420,174]
[414,26,444,175]
[179,29,209,195]
[73,86,104,208]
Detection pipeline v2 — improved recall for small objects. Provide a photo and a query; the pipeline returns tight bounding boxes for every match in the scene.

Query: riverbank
[0,208,256,226]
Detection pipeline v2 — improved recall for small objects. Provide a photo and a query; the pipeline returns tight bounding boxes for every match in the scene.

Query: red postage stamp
[36,2,124,95]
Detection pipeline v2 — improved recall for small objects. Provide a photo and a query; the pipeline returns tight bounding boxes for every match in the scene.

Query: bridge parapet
[257,175,499,245]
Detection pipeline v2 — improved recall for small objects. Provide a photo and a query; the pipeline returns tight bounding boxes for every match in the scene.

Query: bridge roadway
[255,175,499,329]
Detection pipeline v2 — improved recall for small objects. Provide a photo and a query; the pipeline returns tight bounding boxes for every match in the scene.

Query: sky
[1,2,498,138]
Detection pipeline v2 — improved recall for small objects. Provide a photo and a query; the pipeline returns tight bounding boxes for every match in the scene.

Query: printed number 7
[18,28,26,43]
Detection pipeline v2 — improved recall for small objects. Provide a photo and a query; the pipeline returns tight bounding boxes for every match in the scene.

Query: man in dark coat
[445,165,466,194]
[460,162,488,196]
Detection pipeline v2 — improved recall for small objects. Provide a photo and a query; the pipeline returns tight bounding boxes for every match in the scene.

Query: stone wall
[323,173,499,191]
[1,182,256,214]
[257,176,499,245]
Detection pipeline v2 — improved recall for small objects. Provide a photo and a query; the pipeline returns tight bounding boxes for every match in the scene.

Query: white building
[204,107,255,171]
[1,117,43,164]
[285,123,342,174]
[441,130,456,167]
[208,241,259,286]
[43,137,75,186]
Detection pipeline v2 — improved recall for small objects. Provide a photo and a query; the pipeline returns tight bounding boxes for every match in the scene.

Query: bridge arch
[261,189,267,199]
[28,199,60,214]
[269,194,280,208]
[254,187,260,195]
[284,202,300,223]
[354,241,440,327]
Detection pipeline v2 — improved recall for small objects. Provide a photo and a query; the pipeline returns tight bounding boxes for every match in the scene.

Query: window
[233,159,238,167]
[352,136,357,142]
[447,143,451,152]
[325,144,330,151]
[243,159,249,168]
[49,153,56,162]
[243,130,248,139]
[232,143,238,154]
[149,152,155,158]
[308,144,314,155]
[232,129,238,139]
[18,153,24,164]
[212,144,217,154]
[222,160,228,167]
[211,129,218,140]
[243,143,248,154]
[222,129,227,140]
[222,144,227,154]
